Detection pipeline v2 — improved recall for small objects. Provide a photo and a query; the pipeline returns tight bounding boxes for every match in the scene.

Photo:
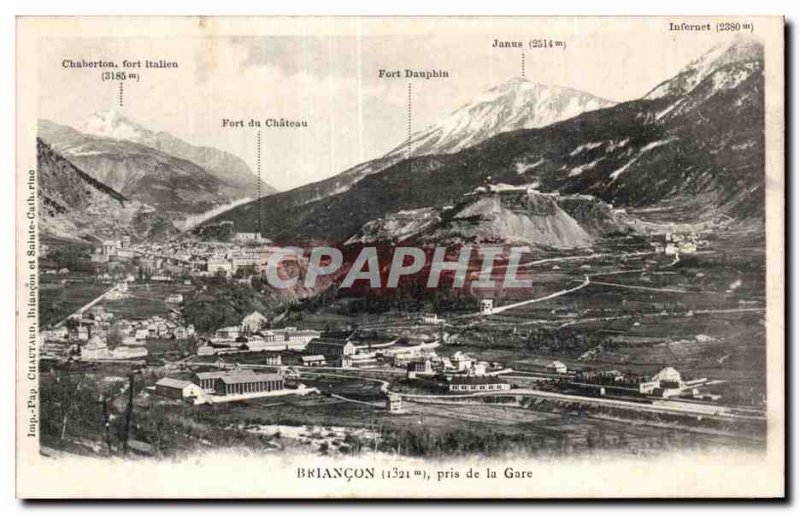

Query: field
[38,273,110,327]
[36,225,769,459]
[100,283,197,319]
[435,231,767,407]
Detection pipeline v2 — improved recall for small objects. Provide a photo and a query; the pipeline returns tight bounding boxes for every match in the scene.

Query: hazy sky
[35,17,751,191]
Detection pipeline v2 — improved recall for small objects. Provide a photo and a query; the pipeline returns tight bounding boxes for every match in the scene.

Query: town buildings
[301,355,326,367]
[546,361,568,374]
[515,359,571,374]
[215,326,241,340]
[207,254,233,275]
[156,370,287,402]
[417,313,441,325]
[155,377,204,400]
[386,393,402,413]
[572,366,695,399]
[234,232,262,242]
[241,311,268,333]
[80,336,148,361]
[450,351,475,371]
[447,376,511,392]
[193,370,255,392]
[211,371,284,396]
[407,360,433,378]
[307,337,356,361]
[262,327,321,349]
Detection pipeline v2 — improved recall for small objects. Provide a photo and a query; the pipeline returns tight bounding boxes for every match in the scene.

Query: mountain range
[38,112,275,221]
[37,138,176,241]
[78,110,277,198]
[206,78,615,215]
[384,78,615,159]
[202,37,765,246]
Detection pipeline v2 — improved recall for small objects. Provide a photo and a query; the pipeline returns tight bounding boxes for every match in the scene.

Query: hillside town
[38,228,739,414]
[81,229,277,282]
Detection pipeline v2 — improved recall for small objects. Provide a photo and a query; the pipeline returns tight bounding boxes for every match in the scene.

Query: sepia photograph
[14,15,785,499]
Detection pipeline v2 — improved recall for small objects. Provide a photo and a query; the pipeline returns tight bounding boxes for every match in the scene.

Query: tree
[106,321,127,349]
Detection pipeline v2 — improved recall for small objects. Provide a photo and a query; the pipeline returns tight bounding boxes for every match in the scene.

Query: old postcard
[15,16,785,498]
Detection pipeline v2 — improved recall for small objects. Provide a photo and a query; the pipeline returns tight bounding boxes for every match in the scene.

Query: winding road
[54,284,120,328]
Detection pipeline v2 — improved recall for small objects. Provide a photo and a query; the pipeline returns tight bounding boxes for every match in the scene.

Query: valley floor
[36,226,768,460]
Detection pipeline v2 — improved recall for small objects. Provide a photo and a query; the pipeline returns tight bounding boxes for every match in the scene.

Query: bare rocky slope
[347,186,633,249]
[37,138,176,242]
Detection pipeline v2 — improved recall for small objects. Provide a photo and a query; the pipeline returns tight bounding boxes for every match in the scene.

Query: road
[513,250,656,270]
[590,280,695,294]
[488,275,591,315]
[270,366,764,423]
[455,275,591,320]
[395,387,764,421]
[297,370,391,392]
[557,307,765,328]
[54,284,120,327]
[454,249,678,320]
[329,394,386,409]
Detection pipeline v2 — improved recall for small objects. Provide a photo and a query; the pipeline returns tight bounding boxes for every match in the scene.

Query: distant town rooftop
[220,372,282,385]
[195,369,256,380]
[450,376,505,385]
[155,377,193,389]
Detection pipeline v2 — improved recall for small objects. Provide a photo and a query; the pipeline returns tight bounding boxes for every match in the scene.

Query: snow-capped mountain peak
[47,110,278,203]
[386,77,615,159]
[645,36,763,99]
[79,109,152,143]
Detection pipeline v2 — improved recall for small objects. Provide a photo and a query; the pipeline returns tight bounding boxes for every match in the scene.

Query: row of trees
[40,369,138,456]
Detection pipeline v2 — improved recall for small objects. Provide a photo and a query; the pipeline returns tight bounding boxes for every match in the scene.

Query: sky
[35,17,752,192]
